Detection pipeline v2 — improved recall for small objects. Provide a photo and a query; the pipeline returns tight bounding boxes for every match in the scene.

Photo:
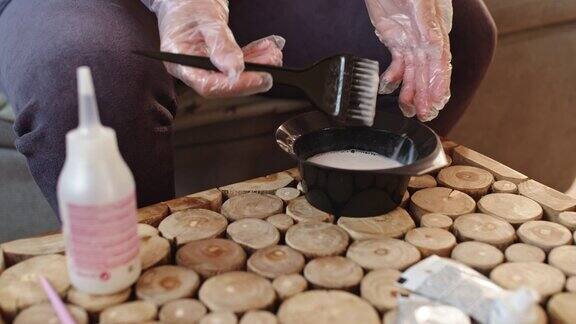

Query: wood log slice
[452,146,528,184]
[240,311,277,324]
[266,214,294,234]
[517,221,572,253]
[13,303,88,324]
[518,180,576,223]
[504,243,546,263]
[477,193,543,225]
[247,245,305,279]
[275,187,300,203]
[360,268,408,311]
[221,193,284,221]
[0,254,69,317]
[67,287,131,314]
[285,168,301,182]
[547,293,576,324]
[1,233,64,266]
[138,223,159,237]
[437,165,494,199]
[140,234,171,270]
[346,238,421,271]
[99,301,158,323]
[567,277,576,293]
[401,191,410,208]
[272,274,308,300]
[199,271,275,313]
[491,180,518,194]
[200,312,238,324]
[337,207,415,240]
[303,256,363,290]
[226,218,280,252]
[450,241,504,274]
[558,211,576,231]
[285,222,349,258]
[159,298,207,324]
[159,209,228,246]
[453,213,516,250]
[277,290,380,324]
[165,196,212,214]
[420,213,453,230]
[409,187,476,221]
[176,239,246,278]
[407,175,437,193]
[549,246,576,276]
[219,172,293,198]
[404,227,456,257]
[137,203,170,227]
[187,188,223,212]
[490,262,565,301]
[136,265,201,306]
[286,196,331,223]
[442,139,459,155]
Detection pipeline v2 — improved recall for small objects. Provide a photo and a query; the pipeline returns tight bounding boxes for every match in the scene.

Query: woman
[0,0,495,213]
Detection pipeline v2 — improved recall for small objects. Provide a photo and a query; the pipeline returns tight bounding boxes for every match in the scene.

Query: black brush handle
[133,50,305,87]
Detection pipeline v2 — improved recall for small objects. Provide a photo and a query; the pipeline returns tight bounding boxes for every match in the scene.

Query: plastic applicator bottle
[57,66,141,294]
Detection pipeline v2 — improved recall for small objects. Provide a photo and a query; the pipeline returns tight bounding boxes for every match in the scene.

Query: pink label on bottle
[67,193,139,279]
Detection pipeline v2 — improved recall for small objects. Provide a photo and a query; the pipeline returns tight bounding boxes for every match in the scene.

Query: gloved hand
[364,0,453,122]
[144,0,284,98]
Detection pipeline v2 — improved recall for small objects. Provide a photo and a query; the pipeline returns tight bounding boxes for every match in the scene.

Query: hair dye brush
[133,50,379,127]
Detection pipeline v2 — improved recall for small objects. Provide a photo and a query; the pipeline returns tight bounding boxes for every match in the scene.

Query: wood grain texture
[99,301,157,324]
[240,311,277,324]
[360,269,407,312]
[491,180,518,194]
[478,193,543,225]
[404,227,456,257]
[452,146,528,184]
[453,213,516,250]
[548,246,576,276]
[1,233,64,267]
[517,220,572,252]
[226,218,280,252]
[519,180,576,223]
[285,222,349,258]
[159,209,228,246]
[451,241,504,274]
[176,239,246,279]
[136,265,200,306]
[199,271,275,313]
[247,245,305,279]
[420,213,453,230]
[337,208,415,240]
[286,196,331,223]
[165,196,212,214]
[67,287,131,314]
[277,290,380,324]
[490,262,565,301]
[272,274,308,300]
[407,175,437,193]
[187,188,223,212]
[437,165,494,199]
[346,238,420,271]
[221,193,284,221]
[0,254,69,317]
[504,243,546,263]
[266,214,294,234]
[13,303,88,324]
[410,187,476,221]
[137,203,170,227]
[547,293,576,324]
[159,298,207,324]
[303,256,363,290]
[219,172,293,198]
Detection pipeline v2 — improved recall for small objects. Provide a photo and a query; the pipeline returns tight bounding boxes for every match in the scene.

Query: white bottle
[57,66,141,294]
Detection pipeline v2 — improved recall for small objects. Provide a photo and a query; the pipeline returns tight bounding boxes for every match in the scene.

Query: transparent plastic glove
[146,0,284,98]
[365,0,453,122]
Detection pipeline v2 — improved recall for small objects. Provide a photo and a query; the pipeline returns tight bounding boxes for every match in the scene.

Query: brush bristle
[345,58,379,126]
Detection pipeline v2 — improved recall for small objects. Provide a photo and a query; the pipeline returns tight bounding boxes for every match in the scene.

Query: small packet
[396,294,471,324]
[399,255,539,324]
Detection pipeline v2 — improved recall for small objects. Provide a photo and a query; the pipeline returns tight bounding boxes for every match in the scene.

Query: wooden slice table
[2,144,576,323]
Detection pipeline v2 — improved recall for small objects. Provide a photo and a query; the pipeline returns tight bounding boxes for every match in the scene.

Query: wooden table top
[1,140,576,323]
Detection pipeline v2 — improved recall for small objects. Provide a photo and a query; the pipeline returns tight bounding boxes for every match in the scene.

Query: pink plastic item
[39,275,77,324]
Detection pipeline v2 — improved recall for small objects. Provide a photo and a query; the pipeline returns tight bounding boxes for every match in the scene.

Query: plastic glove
[145,0,284,98]
[364,0,453,122]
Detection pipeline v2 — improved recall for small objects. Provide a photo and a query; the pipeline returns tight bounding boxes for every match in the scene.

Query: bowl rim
[275,111,448,175]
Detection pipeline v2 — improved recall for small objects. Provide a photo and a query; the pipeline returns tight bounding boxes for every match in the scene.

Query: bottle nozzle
[77,66,102,129]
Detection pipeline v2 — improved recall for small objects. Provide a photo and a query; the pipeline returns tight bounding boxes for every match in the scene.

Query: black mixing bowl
[276,111,447,217]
